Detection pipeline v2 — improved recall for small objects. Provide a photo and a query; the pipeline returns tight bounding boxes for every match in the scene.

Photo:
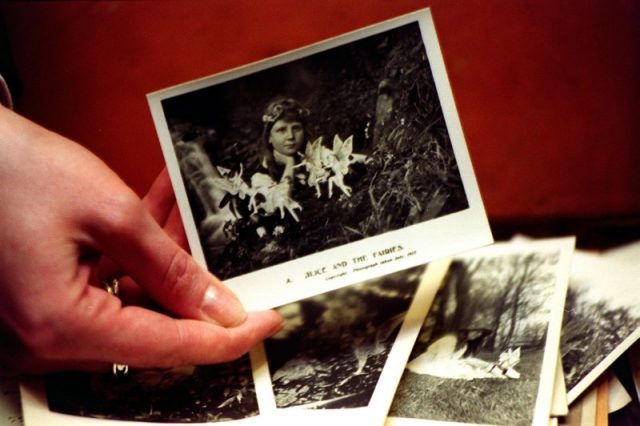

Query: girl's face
[269,119,304,156]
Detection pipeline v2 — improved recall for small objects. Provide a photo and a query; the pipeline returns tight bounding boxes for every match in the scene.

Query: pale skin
[269,119,304,183]
[0,105,283,373]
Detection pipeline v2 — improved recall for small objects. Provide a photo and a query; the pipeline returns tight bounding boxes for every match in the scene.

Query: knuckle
[157,324,249,367]
[159,250,204,308]
[93,190,144,237]
[150,321,196,368]
[162,322,191,366]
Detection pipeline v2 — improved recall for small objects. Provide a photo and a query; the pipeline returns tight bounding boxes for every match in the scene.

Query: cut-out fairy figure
[296,137,329,198]
[296,134,368,198]
[406,332,522,381]
[322,134,368,198]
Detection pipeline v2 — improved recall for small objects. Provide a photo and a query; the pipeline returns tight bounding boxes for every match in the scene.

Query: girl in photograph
[241,97,311,238]
[259,96,310,188]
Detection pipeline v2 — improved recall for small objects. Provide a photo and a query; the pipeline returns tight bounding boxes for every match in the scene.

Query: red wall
[2,0,638,220]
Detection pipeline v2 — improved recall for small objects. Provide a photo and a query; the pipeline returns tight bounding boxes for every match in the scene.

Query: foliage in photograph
[390,251,560,425]
[561,286,640,391]
[265,266,424,409]
[162,23,468,279]
[46,356,258,423]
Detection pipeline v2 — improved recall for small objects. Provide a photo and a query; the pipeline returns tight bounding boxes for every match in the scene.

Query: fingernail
[200,284,247,327]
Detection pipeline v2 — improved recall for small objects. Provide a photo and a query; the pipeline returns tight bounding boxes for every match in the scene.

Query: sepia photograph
[561,250,640,404]
[266,267,422,410]
[254,259,451,425]
[23,355,263,425]
[148,9,492,311]
[387,238,574,426]
[20,259,451,426]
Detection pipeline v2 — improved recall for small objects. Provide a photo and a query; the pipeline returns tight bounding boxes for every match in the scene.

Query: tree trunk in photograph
[372,79,395,148]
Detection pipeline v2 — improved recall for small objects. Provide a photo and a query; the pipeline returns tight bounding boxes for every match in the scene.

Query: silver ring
[112,363,129,376]
[104,277,119,296]
[103,277,129,377]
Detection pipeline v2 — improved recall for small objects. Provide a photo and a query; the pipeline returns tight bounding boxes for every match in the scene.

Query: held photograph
[387,238,574,426]
[148,9,492,310]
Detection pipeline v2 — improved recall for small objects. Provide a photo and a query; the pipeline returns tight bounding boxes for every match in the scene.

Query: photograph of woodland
[561,253,640,398]
[45,355,259,423]
[264,266,425,409]
[389,251,562,426]
[160,21,469,280]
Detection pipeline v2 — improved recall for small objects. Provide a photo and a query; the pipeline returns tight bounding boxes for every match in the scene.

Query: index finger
[86,187,244,327]
[95,167,187,286]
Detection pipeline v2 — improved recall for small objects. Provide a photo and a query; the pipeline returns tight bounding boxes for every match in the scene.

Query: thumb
[87,191,246,327]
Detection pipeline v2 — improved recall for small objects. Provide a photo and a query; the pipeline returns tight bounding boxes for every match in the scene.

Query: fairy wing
[304,137,324,167]
[332,134,354,173]
[333,135,353,159]
[250,172,276,190]
[215,165,232,177]
[209,176,234,193]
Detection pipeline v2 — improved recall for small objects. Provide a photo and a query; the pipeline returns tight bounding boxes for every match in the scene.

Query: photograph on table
[252,259,451,426]
[560,250,640,404]
[147,9,492,311]
[0,372,21,426]
[387,238,574,426]
[21,355,265,425]
[18,255,450,426]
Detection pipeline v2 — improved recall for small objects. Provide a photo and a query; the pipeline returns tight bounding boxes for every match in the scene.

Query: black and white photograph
[266,268,422,410]
[0,372,21,426]
[254,259,451,426]
[387,238,574,426]
[561,250,640,404]
[148,9,492,311]
[21,356,265,425]
[19,260,451,426]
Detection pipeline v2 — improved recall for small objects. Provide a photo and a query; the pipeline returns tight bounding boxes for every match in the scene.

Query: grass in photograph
[390,350,543,426]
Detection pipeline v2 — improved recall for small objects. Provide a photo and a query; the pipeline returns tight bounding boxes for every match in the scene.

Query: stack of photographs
[22,237,580,426]
[16,8,638,426]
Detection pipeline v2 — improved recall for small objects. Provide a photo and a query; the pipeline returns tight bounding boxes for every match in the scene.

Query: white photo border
[147,8,492,311]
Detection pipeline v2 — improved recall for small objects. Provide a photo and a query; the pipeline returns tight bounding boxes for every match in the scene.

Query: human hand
[93,166,188,307]
[0,106,282,373]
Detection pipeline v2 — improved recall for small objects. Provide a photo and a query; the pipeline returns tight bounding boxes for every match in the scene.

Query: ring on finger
[102,277,129,378]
